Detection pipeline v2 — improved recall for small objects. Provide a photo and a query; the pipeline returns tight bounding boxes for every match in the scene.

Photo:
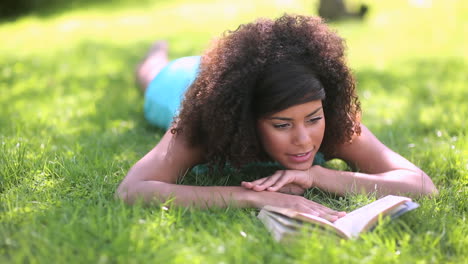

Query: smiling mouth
[289,151,312,156]
[287,151,313,163]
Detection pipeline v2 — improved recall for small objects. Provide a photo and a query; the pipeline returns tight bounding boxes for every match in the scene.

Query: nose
[292,125,311,146]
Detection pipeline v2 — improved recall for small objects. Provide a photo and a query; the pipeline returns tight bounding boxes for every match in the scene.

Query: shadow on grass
[0,40,155,196]
[0,0,159,22]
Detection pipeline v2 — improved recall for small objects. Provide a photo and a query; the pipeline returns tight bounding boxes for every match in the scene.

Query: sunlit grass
[0,0,467,263]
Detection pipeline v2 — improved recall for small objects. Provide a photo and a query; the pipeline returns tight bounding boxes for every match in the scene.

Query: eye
[273,123,290,129]
[308,117,322,123]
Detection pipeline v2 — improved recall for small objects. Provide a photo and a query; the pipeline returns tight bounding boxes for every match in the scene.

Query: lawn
[0,0,467,263]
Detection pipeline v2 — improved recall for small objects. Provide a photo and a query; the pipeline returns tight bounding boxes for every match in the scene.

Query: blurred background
[1,0,467,159]
[1,0,466,63]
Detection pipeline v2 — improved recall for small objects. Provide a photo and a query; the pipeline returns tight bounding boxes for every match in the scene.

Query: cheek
[257,126,272,148]
[314,120,326,147]
[257,125,284,153]
[318,120,326,138]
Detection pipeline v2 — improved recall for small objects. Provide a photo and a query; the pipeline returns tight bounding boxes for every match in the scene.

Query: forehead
[266,100,323,117]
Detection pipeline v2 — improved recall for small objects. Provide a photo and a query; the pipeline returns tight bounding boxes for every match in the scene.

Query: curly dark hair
[172,14,361,168]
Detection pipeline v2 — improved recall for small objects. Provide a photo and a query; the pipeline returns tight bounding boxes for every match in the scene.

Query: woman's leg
[136,40,169,93]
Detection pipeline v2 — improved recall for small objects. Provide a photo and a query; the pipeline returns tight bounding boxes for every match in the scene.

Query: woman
[116,15,437,222]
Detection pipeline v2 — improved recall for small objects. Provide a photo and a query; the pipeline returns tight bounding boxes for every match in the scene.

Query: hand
[249,191,346,222]
[277,183,306,195]
[242,166,320,192]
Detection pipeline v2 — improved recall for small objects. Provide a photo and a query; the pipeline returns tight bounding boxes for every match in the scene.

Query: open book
[258,195,419,240]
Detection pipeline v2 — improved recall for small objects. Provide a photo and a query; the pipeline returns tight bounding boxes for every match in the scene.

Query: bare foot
[136,40,169,93]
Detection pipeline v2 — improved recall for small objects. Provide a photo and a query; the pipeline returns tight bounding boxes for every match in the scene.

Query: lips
[287,151,313,163]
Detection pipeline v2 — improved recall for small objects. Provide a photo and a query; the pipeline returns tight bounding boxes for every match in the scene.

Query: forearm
[116,178,347,220]
[117,180,257,208]
[313,166,438,197]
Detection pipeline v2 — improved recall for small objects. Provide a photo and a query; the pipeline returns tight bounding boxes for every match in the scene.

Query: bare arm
[116,129,345,220]
[119,180,343,221]
[323,124,438,196]
[242,124,438,197]
[311,166,436,197]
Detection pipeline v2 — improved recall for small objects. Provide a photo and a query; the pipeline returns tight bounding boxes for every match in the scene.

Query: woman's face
[256,100,325,170]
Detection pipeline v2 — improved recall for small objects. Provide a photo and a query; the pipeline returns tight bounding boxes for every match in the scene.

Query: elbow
[392,170,439,198]
[115,179,171,205]
[420,184,439,197]
[412,173,439,198]
[115,181,135,204]
[420,172,439,197]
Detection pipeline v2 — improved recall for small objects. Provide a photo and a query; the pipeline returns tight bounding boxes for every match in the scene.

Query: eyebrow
[268,106,323,121]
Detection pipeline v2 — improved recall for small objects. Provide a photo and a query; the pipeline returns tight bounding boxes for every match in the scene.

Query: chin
[277,153,316,171]
[281,162,313,171]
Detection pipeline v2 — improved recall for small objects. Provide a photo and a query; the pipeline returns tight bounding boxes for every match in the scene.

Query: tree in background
[318,0,368,21]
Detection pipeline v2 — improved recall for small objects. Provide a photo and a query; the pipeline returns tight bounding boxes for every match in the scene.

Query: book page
[261,210,303,230]
[258,210,299,241]
[333,195,411,238]
[261,206,351,238]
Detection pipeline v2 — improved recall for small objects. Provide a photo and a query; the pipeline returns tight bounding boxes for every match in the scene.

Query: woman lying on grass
[116,14,437,222]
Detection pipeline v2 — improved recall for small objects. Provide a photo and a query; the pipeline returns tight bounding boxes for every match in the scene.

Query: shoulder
[128,128,205,184]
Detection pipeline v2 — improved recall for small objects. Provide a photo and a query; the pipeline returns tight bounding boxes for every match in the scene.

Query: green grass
[0,0,467,263]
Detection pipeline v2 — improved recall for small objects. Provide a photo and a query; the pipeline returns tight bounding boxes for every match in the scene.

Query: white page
[333,195,411,238]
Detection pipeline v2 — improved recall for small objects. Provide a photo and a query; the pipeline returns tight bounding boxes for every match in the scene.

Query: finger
[308,201,342,214]
[323,211,346,221]
[312,207,347,222]
[300,205,335,221]
[258,171,283,186]
[252,183,271,191]
[248,177,270,186]
[254,171,285,191]
[241,181,253,189]
[266,173,295,191]
[320,207,347,218]
[315,209,340,222]
[241,181,265,192]
[297,205,321,216]
[302,201,347,221]
[324,214,339,222]
[251,174,281,191]
[242,178,269,191]
[334,211,347,217]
